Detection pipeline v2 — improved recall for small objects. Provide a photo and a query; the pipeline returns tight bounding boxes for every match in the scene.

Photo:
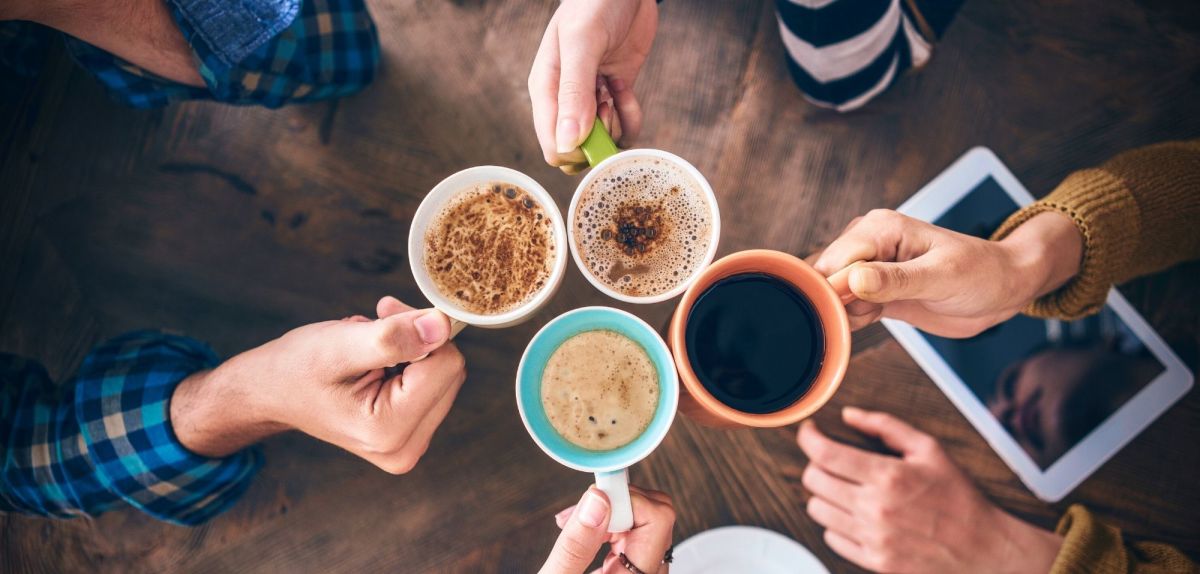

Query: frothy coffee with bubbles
[574,157,713,297]
[541,330,659,451]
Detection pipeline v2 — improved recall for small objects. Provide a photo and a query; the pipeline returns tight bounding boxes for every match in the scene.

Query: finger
[375,342,465,419]
[797,421,890,482]
[846,299,883,331]
[378,345,468,468]
[376,296,416,319]
[560,162,589,175]
[540,488,612,574]
[812,217,880,276]
[842,406,937,457]
[555,24,604,155]
[806,497,858,541]
[801,465,859,508]
[627,485,673,508]
[555,504,577,529]
[846,306,884,331]
[608,77,642,147]
[607,491,674,574]
[813,237,876,277]
[529,21,566,166]
[845,299,879,317]
[848,257,941,304]
[823,530,875,572]
[346,309,452,371]
[812,210,931,277]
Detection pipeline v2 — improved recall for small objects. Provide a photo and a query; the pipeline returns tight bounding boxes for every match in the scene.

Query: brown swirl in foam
[425,182,555,315]
[574,157,712,297]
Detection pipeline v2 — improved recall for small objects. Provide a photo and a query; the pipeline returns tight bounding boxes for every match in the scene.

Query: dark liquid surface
[684,273,825,414]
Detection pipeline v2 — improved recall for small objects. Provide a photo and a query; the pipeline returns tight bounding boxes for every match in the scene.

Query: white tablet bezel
[882,147,1194,502]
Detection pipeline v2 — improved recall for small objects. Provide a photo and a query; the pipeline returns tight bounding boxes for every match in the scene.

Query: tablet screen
[918,177,1166,469]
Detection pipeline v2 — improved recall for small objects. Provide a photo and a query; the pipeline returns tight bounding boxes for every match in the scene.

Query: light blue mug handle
[595,468,633,532]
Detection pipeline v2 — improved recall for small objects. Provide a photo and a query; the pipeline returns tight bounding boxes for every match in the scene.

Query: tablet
[883,147,1194,502]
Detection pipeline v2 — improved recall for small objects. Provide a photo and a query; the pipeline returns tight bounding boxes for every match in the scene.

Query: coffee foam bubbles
[574,157,712,297]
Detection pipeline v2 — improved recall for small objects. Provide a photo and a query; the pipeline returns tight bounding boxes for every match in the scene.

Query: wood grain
[2,0,1198,572]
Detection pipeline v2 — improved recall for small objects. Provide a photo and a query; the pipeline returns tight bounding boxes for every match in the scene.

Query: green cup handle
[580,118,620,167]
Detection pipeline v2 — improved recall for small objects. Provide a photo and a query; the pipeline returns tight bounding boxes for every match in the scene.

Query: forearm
[993,140,1200,320]
[13,0,203,86]
[170,365,287,458]
[0,333,261,525]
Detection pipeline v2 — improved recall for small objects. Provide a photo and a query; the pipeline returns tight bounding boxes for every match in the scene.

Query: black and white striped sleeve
[774,0,934,111]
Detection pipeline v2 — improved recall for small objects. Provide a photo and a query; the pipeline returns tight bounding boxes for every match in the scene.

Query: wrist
[994,509,1063,573]
[170,361,286,458]
[998,211,1083,309]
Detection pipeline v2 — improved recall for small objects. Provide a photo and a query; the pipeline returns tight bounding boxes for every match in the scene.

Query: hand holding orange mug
[811,209,1082,338]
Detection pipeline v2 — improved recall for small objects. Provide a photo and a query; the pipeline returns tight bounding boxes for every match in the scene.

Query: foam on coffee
[424,182,555,315]
[541,330,659,451]
[574,157,712,297]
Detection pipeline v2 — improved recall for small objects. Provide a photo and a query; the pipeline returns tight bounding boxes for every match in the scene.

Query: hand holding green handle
[580,118,621,168]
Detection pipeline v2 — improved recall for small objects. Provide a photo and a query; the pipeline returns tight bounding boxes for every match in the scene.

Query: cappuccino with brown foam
[424,182,555,315]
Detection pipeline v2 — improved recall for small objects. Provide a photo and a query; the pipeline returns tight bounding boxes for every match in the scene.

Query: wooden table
[2,0,1198,571]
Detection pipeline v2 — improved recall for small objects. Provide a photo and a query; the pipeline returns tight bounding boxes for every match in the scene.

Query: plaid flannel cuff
[73,331,261,525]
[65,0,378,108]
[1,354,126,518]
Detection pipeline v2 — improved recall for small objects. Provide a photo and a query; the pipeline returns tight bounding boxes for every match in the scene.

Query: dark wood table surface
[2,0,1198,571]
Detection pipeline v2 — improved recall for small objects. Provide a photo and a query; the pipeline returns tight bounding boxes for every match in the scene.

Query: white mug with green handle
[569,120,722,304]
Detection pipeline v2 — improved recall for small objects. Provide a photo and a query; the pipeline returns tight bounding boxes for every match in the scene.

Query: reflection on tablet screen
[918,178,1166,469]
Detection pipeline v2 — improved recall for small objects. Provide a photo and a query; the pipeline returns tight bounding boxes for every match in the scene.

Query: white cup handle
[448,318,468,339]
[595,468,633,533]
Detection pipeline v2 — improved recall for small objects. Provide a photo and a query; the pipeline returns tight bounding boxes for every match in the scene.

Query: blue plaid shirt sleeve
[57,0,379,108]
[0,331,261,525]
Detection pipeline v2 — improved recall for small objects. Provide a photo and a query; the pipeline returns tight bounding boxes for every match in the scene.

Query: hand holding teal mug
[517,307,679,533]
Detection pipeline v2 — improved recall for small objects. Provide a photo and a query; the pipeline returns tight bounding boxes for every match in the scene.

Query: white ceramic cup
[567,147,722,304]
[408,166,569,332]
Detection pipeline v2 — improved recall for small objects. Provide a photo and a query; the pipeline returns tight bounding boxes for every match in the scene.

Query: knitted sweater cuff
[991,168,1137,321]
[1050,505,1123,574]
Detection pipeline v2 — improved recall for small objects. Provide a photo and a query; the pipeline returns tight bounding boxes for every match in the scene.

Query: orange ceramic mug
[667,249,855,428]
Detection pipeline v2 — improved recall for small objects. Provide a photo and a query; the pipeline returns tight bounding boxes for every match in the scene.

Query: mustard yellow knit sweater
[994,140,1200,573]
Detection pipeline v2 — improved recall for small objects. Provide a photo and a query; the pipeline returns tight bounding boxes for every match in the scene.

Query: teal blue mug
[516,307,679,532]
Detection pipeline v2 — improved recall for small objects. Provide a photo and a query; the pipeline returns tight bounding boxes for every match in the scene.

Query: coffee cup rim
[567,148,722,305]
[516,306,679,473]
[408,165,569,328]
[668,250,851,427]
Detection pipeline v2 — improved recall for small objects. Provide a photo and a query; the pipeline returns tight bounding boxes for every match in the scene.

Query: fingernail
[556,117,580,154]
[554,506,575,523]
[850,267,881,294]
[414,311,448,344]
[576,489,608,528]
[843,406,863,419]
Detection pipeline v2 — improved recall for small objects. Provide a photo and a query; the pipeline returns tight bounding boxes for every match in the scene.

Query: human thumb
[539,488,611,574]
[848,260,936,304]
[339,309,451,372]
